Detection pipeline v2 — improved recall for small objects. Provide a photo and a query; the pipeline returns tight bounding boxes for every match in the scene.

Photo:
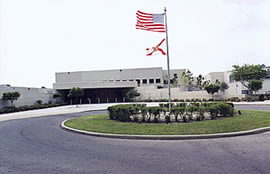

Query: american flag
[136,10,165,33]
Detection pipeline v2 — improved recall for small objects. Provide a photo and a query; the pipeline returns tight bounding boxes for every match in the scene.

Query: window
[116,80,120,82]
[136,79,141,85]
[149,79,154,84]
[156,79,161,83]
[142,79,147,84]
[122,80,127,82]
[129,79,134,81]
[242,90,249,94]
[229,75,234,83]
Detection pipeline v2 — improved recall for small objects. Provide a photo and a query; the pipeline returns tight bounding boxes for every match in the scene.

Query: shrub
[207,104,219,120]
[185,99,191,102]
[165,115,170,124]
[36,99,43,105]
[229,97,241,102]
[217,103,234,117]
[159,103,175,108]
[173,99,180,102]
[148,107,165,123]
[183,115,189,122]
[171,107,185,122]
[242,95,258,102]
[259,94,265,101]
[0,103,66,115]
[176,102,187,107]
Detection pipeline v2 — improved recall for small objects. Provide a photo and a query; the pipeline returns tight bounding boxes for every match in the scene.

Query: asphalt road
[235,105,270,112]
[0,107,270,174]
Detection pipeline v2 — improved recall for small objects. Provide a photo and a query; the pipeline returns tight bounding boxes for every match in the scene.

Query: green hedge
[108,102,234,123]
[0,103,66,115]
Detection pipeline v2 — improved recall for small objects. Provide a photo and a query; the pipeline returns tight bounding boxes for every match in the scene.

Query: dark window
[142,79,147,84]
[149,79,154,84]
[229,75,234,83]
[242,90,249,94]
[136,79,141,85]
[129,79,134,81]
[156,79,161,83]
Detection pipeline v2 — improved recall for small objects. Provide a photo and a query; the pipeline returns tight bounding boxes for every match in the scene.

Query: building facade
[2,66,268,108]
[53,67,186,103]
[0,85,56,108]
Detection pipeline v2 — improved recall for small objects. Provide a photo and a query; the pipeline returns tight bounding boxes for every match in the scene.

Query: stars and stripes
[135,10,165,33]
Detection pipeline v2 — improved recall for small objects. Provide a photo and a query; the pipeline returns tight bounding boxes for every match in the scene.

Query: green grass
[64,110,270,135]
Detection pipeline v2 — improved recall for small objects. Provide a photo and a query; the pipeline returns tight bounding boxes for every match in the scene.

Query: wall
[0,85,56,108]
[137,86,245,100]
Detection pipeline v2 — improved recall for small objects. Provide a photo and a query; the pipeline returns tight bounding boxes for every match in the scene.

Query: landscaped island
[64,103,270,135]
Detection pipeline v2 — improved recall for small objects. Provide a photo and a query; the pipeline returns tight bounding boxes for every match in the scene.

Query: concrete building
[204,66,270,97]
[2,66,268,108]
[53,67,186,103]
[54,66,270,102]
[0,85,56,108]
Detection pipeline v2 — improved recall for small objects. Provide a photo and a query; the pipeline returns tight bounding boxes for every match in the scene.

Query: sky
[0,0,270,88]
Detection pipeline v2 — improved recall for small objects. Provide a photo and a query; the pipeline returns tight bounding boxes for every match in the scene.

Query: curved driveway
[0,104,270,174]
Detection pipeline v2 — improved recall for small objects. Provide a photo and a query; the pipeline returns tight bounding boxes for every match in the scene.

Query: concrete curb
[61,119,270,140]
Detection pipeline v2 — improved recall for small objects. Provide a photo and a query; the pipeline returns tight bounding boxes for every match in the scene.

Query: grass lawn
[64,110,270,135]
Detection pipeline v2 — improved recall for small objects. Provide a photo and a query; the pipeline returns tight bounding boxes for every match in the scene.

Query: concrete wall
[0,85,56,108]
[54,67,166,89]
[136,86,245,100]
[260,79,270,94]
[204,72,225,83]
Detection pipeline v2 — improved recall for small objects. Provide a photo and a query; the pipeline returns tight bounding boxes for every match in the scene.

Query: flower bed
[107,102,234,123]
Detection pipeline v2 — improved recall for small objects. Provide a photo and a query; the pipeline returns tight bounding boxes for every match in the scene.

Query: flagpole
[164,7,171,113]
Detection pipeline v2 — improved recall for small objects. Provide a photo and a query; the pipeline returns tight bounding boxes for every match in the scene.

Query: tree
[248,79,263,94]
[2,91,21,106]
[220,82,229,94]
[164,74,179,87]
[232,64,267,95]
[171,74,179,87]
[204,83,220,97]
[53,93,62,103]
[127,89,140,101]
[196,74,204,90]
[67,87,84,106]
[181,70,194,91]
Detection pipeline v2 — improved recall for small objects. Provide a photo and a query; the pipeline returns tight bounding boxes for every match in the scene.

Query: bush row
[108,102,234,123]
[0,103,66,115]
[133,94,270,103]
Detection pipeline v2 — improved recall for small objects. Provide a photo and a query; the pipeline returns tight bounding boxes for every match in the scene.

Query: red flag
[136,10,165,33]
[146,38,166,56]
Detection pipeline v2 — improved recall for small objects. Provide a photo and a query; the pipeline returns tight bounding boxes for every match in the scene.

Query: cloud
[223,0,268,6]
